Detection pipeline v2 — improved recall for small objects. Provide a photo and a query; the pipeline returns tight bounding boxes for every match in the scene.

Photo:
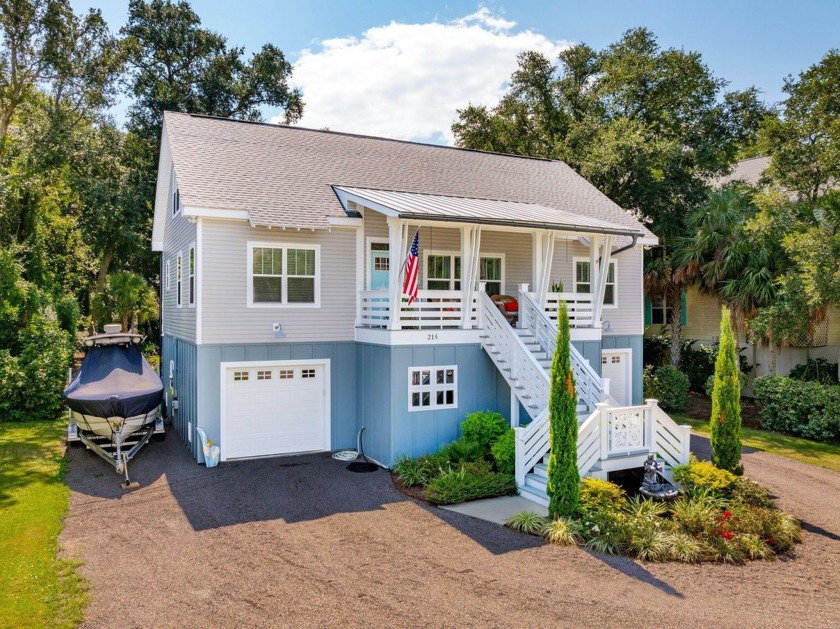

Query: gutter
[601,233,639,264]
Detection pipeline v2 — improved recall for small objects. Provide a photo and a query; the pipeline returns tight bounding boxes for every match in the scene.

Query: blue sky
[71,0,840,143]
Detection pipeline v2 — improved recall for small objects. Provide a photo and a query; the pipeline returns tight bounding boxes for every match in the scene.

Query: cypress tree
[546,302,580,518]
[711,306,744,474]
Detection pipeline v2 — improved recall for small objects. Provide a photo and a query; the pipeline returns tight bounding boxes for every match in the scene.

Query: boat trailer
[68,415,164,490]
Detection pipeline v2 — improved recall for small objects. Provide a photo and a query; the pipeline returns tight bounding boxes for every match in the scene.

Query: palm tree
[91,271,158,332]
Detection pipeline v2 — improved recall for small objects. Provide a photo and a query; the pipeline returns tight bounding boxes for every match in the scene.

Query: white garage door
[222,362,329,460]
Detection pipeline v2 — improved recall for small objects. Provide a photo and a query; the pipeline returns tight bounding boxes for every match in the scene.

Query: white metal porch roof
[332,186,647,237]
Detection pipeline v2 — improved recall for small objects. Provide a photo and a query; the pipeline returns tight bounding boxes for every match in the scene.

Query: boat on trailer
[64,324,164,489]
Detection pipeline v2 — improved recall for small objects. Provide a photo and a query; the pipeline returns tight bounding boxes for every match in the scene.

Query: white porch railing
[518,291,604,414]
[359,290,478,329]
[540,292,594,327]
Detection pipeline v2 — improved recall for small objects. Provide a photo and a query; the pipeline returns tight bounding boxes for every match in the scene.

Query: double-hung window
[176,252,183,307]
[173,185,180,217]
[425,252,503,294]
[165,260,171,291]
[248,243,320,307]
[408,366,457,411]
[574,258,616,307]
[188,244,195,307]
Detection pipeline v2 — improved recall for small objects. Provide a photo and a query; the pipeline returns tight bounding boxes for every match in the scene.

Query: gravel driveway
[61,431,840,628]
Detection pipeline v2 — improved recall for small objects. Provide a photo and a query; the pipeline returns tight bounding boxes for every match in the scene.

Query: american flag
[402,230,420,305]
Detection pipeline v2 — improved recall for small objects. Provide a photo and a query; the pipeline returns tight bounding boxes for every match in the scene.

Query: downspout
[599,233,639,264]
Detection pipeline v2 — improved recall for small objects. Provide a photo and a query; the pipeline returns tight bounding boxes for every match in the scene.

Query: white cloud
[273,8,571,144]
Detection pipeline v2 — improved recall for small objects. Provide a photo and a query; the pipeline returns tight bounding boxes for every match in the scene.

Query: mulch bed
[391,471,427,501]
[686,392,763,429]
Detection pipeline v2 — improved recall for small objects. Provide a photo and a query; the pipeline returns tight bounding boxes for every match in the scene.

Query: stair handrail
[518,290,604,412]
[477,292,549,421]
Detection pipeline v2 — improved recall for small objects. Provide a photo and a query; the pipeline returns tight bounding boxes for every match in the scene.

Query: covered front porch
[335,186,644,341]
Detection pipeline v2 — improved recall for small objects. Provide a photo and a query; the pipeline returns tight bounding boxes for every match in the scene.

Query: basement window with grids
[408,366,457,411]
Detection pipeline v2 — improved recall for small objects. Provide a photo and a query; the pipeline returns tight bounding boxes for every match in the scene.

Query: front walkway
[60,430,840,628]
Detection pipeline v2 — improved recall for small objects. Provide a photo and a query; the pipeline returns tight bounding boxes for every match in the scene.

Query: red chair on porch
[491,294,518,325]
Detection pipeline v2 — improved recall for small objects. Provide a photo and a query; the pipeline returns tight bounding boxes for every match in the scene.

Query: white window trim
[407,365,458,412]
[164,259,171,291]
[176,251,183,308]
[422,249,505,293]
[366,237,390,290]
[246,241,321,308]
[573,256,618,309]
[188,242,196,308]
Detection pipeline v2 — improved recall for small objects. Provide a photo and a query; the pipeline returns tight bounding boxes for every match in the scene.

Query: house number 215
[426,334,439,341]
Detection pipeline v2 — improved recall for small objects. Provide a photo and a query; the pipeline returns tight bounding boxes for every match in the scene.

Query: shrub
[643,334,671,367]
[730,477,774,509]
[644,365,690,412]
[54,294,81,336]
[710,306,743,474]
[425,468,517,505]
[681,341,718,393]
[673,457,737,494]
[442,438,484,463]
[542,517,581,546]
[578,477,625,517]
[662,532,707,563]
[753,376,840,443]
[506,511,549,535]
[460,410,508,455]
[491,428,515,474]
[393,456,428,487]
[0,309,73,422]
[546,303,579,518]
[789,357,839,385]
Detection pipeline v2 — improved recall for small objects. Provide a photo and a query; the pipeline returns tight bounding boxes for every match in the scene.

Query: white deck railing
[540,292,594,327]
[519,291,604,414]
[359,290,478,329]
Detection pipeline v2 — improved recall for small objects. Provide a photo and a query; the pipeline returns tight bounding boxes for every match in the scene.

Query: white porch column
[589,235,601,329]
[387,217,406,330]
[517,283,529,329]
[460,225,482,329]
[537,231,555,309]
[592,235,613,329]
[531,232,543,295]
[355,224,364,327]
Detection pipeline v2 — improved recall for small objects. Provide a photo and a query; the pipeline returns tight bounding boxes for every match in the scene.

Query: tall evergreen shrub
[710,307,743,474]
[546,302,579,518]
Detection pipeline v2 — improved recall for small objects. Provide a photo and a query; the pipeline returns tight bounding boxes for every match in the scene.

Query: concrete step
[518,483,550,508]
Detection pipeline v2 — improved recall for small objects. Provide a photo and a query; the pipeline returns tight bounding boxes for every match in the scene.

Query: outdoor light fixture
[272,322,286,339]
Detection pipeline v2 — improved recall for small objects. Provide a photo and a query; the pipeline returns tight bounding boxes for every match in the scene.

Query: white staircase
[477,290,692,508]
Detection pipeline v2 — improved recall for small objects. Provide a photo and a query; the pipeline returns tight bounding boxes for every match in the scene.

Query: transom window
[574,259,616,307]
[425,252,503,295]
[408,366,457,411]
[248,243,320,307]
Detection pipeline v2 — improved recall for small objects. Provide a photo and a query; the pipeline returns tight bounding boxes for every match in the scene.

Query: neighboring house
[152,112,690,506]
[643,156,840,377]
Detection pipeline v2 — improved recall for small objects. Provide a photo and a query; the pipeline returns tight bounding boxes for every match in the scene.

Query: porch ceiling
[332,186,647,239]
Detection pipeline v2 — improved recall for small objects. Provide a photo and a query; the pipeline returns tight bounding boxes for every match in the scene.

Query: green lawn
[0,421,87,629]
[671,412,840,474]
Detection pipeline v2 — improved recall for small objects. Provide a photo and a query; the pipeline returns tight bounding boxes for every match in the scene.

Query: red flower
[722,511,732,518]
[721,531,734,541]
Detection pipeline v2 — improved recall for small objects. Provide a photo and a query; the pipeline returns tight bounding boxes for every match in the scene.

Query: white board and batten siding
[159,132,197,343]
[201,220,357,344]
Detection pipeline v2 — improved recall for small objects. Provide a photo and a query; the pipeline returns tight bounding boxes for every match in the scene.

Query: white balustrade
[359,290,477,330]
[541,292,594,327]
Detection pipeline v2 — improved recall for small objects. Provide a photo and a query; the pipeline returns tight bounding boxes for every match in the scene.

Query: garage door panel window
[409,366,457,411]
[249,243,320,307]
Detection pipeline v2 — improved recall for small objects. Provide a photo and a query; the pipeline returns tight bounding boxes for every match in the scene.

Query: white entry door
[221,361,330,460]
[602,350,632,406]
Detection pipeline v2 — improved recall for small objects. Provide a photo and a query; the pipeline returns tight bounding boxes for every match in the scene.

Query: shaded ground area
[686,392,763,428]
[62,430,840,628]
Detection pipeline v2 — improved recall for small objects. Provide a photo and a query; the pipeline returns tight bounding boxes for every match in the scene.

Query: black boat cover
[63,344,164,418]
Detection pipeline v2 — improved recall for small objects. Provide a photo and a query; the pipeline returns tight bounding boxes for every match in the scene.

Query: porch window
[408,366,457,411]
[248,242,320,307]
[574,259,616,307]
[425,252,503,294]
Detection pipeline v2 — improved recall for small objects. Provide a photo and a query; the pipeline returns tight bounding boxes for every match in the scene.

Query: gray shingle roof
[712,156,770,188]
[164,112,654,238]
